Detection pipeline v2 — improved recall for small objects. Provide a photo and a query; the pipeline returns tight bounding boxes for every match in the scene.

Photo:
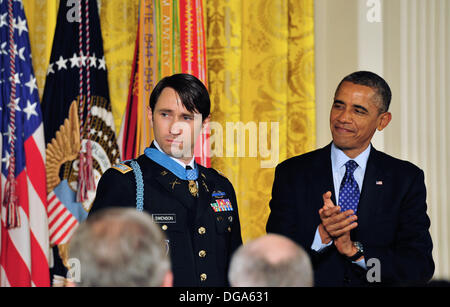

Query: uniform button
[200,273,207,282]
[199,250,206,258]
[227,226,231,232]
[198,227,206,235]
[161,225,168,231]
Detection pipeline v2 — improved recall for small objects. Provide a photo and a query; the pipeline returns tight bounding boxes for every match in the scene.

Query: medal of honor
[188,180,199,197]
[144,147,200,198]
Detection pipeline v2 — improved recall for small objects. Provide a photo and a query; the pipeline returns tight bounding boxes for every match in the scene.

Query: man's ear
[377,112,392,131]
[160,271,173,287]
[147,106,153,128]
[202,115,211,130]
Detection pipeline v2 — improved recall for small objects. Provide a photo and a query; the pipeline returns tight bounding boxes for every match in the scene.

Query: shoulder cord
[130,160,144,212]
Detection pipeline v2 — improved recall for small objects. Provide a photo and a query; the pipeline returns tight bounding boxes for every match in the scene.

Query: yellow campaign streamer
[137,0,156,155]
[159,0,174,78]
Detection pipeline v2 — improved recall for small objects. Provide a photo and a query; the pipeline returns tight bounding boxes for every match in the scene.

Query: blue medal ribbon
[144,147,198,180]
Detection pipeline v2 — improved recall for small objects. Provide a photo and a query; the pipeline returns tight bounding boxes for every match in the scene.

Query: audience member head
[228,233,313,287]
[69,208,172,287]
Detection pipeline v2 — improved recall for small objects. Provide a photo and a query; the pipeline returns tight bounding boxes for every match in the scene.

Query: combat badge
[212,190,226,199]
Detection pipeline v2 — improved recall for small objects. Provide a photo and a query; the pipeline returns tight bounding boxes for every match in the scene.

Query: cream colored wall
[314,0,450,281]
[315,0,385,150]
[315,0,359,149]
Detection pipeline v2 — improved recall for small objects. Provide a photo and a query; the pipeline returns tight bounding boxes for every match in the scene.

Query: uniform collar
[153,140,196,169]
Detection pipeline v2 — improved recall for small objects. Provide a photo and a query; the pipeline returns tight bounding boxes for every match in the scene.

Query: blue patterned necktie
[339,160,360,214]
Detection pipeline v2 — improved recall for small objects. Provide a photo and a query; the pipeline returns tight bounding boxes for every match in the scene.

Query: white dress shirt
[310,143,372,269]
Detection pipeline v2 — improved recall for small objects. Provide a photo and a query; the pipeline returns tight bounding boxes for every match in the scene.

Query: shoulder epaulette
[213,168,228,179]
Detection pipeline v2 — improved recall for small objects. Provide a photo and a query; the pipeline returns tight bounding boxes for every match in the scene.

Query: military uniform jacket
[91,154,243,287]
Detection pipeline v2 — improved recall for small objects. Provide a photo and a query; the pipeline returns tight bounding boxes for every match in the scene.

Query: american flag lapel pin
[376,180,383,185]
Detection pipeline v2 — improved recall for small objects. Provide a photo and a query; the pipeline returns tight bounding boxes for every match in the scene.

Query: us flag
[0,0,50,286]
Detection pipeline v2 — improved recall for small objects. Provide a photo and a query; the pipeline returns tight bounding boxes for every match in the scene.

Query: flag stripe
[0,267,11,287]
[50,212,73,239]
[51,216,78,245]
[30,231,50,286]
[47,193,59,213]
[48,202,66,227]
[48,202,62,219]
[47,191,79,246]
[49,207,70,232]
[24,133,47,205]
[26,172,49,258]
[8,211,32,273]
[53,219,78,246]
[0,225,31,286]
[17,169,30,220]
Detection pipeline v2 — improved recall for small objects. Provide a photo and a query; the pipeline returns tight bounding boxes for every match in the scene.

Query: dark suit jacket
[266,143,434,286]
[91,154,243,287]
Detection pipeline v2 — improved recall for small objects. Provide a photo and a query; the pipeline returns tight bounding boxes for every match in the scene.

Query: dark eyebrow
[158,109,195,118]
[333,100,369,113]
[158,109,173,114]
[333,100,345,105]
[353,104,369,113]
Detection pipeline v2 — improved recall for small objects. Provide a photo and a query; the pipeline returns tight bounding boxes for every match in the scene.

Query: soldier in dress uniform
[90,73,242,286]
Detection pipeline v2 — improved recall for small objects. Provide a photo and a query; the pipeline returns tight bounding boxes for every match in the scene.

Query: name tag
[152,214,176,223]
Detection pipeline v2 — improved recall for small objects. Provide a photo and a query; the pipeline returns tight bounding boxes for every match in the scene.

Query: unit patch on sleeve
[111,163,133,174]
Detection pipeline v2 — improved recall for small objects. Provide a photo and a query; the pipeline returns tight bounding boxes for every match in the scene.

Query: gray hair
[228,234,313,287]
[69,208,170,286]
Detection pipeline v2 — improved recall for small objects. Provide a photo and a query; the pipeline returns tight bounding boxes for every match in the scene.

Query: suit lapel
[353,147,386,241]
[309,144,336,218]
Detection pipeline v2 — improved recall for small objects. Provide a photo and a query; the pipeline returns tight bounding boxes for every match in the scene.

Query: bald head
[228,234,313,287]
[244,234,303,264]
